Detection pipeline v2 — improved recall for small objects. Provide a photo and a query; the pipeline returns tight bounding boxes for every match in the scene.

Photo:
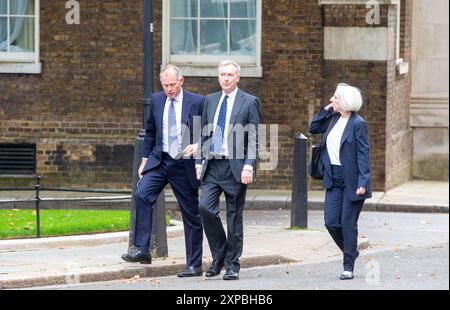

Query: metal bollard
[35,176,42,238]
[291,134,308,229]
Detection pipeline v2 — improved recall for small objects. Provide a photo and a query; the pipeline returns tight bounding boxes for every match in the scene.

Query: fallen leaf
[148,278,161,285]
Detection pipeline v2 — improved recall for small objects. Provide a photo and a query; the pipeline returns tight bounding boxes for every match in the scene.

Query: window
[163,0,262,77]
[0,0,41,74]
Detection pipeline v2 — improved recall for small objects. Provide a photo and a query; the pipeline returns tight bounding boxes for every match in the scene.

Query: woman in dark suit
[309,83,372,280]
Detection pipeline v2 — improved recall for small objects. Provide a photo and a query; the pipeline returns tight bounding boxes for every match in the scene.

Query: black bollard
[291,134,308,229]
[35,176,41,238]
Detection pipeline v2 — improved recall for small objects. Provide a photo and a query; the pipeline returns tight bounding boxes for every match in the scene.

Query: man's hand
[356,187,367,196]
[138,159,147,178]
[241,169,254,185]
[183,144,198,158]
[196,166,202,181]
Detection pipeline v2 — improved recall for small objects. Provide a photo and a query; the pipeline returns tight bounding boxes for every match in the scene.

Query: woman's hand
[325,103,334,111]
[356,187,367,196]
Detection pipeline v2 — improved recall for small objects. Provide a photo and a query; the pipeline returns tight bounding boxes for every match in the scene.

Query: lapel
[229,89,245,127]
[340,113,356,148]
[156,95,167,137]
[323,113,338,141]
[181,90,192,126]
[208,92,223,124]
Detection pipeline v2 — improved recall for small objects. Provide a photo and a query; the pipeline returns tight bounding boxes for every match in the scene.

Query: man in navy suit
[122,65,205,278]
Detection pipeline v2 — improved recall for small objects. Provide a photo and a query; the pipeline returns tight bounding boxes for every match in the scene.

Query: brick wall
[321,2,413,191]
[0,0,413,192]
[0,1,144,188]
[385,0,413,189]
[152,0,324,190]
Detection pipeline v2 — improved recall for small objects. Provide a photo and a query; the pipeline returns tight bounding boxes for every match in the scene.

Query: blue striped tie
[211,95,228,155]
[168,99,179,159]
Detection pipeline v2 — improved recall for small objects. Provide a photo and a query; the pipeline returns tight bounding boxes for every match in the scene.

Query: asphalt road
[42,242,448,290]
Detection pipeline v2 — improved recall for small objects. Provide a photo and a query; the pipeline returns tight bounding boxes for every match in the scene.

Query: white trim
[0,62,42,74]
[318,0,397,4]
[0,0,40,72]
[162,0,262,77]
[175,64,263,78]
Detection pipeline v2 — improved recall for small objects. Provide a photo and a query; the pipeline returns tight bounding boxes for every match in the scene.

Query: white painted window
[392,0,409,74]
[0,0,41,74]
[163,0,262,77]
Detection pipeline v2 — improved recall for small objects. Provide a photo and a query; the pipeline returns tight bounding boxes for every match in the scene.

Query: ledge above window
[175,64,263,78]
[0,62,42,74]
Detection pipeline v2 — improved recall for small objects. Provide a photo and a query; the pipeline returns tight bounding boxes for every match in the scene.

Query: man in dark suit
[196,60,262,281]
[122,65,205,278]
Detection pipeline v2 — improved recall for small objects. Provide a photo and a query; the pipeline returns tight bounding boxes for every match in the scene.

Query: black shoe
[339,271,354,280]
[223,270,239,281]
[177,266,203,278]
[121,248,152,264]
[205,261,224,278]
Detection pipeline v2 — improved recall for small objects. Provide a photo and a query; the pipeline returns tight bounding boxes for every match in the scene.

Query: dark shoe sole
[177,273,203,278]
[339,276,354,280]
[121,256,151,264]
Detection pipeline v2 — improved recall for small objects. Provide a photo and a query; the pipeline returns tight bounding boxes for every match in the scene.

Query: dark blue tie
[168,99,179,159]
[211,95,229,155]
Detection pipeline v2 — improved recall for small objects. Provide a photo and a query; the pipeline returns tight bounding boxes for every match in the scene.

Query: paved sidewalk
[1,180,448,213]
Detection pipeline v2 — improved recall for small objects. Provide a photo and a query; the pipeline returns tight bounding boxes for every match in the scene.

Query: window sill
[396,60,409,75]
[173,64,263,78]
[0,62,42,74]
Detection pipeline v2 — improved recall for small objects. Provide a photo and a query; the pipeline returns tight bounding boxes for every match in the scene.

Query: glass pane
[171,0,197,18]
[10,0,33,16]
[10,16,34,52]
[231,0,256,18]
[0,17,7,51]
[200,0,227,18]
[200,20,227,55]
[230,20,256,56]
[171,19,198,55]
[0,0,7,15]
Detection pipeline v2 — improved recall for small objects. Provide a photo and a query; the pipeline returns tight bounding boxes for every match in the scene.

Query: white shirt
[162,89,183,154]
[212,88,238,157]
[196,87,253,172]
[326,117,349,166]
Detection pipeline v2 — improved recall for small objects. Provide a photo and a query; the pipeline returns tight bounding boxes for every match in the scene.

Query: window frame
[162,0,263,77]
[0,0,41,74]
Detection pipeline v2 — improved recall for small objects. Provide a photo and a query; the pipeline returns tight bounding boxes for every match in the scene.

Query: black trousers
[199,159,248,273]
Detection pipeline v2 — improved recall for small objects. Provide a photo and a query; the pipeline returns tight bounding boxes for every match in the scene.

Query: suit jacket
[142,90,205,189]
[196,89,262,183]
[309,108,372,202]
